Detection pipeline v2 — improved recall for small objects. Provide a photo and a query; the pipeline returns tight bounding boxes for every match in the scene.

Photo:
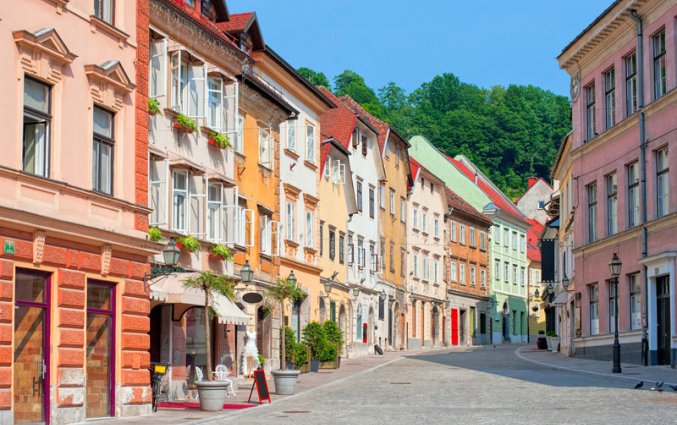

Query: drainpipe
[628,9,649,366]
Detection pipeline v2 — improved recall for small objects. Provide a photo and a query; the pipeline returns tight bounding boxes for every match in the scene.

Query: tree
[182,270,236,380]
[297,67,330,88]
[267,276,307,370]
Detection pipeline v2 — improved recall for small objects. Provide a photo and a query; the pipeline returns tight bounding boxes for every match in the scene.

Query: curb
[186,355,407,424]
[514,347,677,387]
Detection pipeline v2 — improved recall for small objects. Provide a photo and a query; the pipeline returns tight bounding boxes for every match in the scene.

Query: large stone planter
[546,336,552,351]
[550,337,560,352]
[196,381,228,411]
[272,369,301,395]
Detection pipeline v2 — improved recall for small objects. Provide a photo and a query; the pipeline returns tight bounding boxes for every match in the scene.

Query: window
[378,296,384,321]
[400,249,406,277]
[172,170,188,232]
[494,259,500,281]
[286,120,296,151]
[379,239,385,272]
[93,107,114,194]
[433,260,439,283]
[305,211,314,248]
[512,231,517,250]
[207,183,222,241]
[347,234,354,266]
[608,280,617,333]
[389,242,395,272]
[94,0,114,25]
[400,197,406,222]
[434,216,440,238]
[328,228,336,260]
[206,76,231,132]
[368,186,375,219]
[390,188,395,215]
[493,226,500,245]
[460,224,466,245]
[470,265,476,286]
[585,83,596,141]
[629,274,641,330]
[413,253,419,277]
[378,184,385,210]
[587,183,597,243]
[480,268,486,288]
[23,78,51,177]
[285,202,295,241]
[201,0,215,19]
[480,231,486,251]
[356,180,363,213]
[627,162,640,227]
[422,256,430,280]
[503,228,509,247]
[369,243,377,274]
[520,267,525,286]
[590,284,599,335]
[519,234,525,253]
[537,200,545,210]
[357,239,365,270]
[170,51,205,118]
[451,261,458,282]
[469,228,476,247]
[86,281,114,418]
[422,210,428,233]
[149,156,168,226]
[606,173,618,235]
[356,304,363,340]
[319,221,324,255]
[259,128,273,169]
[306,125,315,163]
[259,211,273,254]
[512,265,517,285]
[234,115,244,153]
[604,68,615,129]
[625,53,638,116]
[361,133,368,156]
[656,147,669,218]
[451,221,457,242]
[413,207,419,229]
[459,263,466,285]
[504,262,509,283]
[338,233,345,264]
[652,30,666,99]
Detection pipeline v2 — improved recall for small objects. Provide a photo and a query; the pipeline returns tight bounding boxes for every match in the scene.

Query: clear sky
[228,0,613,97]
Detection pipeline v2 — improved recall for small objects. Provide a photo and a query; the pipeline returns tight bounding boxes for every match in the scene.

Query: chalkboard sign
[248,369,271,404]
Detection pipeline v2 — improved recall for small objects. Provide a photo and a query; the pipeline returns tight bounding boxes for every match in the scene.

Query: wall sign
[3,240,15,255]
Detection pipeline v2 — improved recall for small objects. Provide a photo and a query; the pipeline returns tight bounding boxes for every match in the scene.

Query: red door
[451,308,459,345]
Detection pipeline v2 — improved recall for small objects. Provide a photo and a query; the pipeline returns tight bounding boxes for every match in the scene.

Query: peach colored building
[0,0,156,423]
[558,0,677,365]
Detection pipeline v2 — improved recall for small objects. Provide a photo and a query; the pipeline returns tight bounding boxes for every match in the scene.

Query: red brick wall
[135,0,150,231]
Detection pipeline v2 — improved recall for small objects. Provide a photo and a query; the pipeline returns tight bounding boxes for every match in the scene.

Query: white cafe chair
[212,364,236,396]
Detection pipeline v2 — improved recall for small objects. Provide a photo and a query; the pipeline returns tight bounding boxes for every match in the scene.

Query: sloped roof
[527,218,545,263]
[216,12,263,50]
[443,153,528,225]
[445,187,492,227]
[338,96,389,153]
[317,87,358,149]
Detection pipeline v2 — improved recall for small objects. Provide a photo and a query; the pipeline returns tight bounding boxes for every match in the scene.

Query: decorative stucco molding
[13,28,77,83]
[84,60,135,111]
[32,230,47,265]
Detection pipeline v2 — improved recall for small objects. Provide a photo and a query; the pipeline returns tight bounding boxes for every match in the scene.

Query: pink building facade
[0,1,156,424]
[558,0,677,365]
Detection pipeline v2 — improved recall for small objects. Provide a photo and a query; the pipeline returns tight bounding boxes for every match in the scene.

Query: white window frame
[286,120,296,151]
[259,127,273,169]
[207,182,223,242]
[149,156,169,226]
[305,210,314,249]
[285,202,296,241]
[172,169,188,233]
[305,124,315,163]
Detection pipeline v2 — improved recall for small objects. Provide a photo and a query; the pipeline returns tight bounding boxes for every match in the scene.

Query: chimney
[528,177,538,189]
[474,171,479,186]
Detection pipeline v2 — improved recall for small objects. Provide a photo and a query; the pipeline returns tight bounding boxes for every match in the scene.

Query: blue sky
[229,0,613,97]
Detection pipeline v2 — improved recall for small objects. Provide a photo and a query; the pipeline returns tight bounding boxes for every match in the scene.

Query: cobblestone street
[203,345,677,425]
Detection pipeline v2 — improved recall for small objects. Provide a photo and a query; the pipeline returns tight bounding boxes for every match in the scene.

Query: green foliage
[148,97,162,115]
[209,131,231,149]
[538,330,546,335]
[177,235,200,252]
[284,326,297,361]
[294,343,308,365]
[210,244,233,260]
[181,271,236,303]
[174,113,197,133]
[267,277,307,304]
[546,330,558,337]
[148,226,164,242]
[323,320,344,348]
[257,354,264,367]
[319,343,337,362]
[301,322,326,360]
[298,67,330,88]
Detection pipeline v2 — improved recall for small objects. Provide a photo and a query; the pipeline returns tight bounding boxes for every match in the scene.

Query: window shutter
[187,173,205,239]
[188,63,206,118]
[149,38,168,102]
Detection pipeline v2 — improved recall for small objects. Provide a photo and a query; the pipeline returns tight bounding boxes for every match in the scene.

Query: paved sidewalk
[516,345,677,387]
[82,346,456,425]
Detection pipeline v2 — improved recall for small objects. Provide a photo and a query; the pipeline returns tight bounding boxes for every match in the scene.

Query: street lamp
[351,285,360,298]
[609,253,622,373]
[562,272,569,289]
[239,259,254,283]
[534,288,540,298]
[323,280,333,294]
[287,270,297,285]
[379,289,387,302]
[144,237,181,291]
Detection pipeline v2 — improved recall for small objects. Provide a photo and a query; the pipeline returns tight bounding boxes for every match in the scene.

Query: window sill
[258,164,274,174]
[284,148,299,160]
[284,239,299,248]
[303,160,318,171]
[304,246,317,254]
[90,15,129,43]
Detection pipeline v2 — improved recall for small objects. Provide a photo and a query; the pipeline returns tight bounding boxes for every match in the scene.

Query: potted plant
[208,131,231,149]
[210,244,232,260]
[549,332,560,353]
[181,272,236,411]
[177,235,200,253]
[545,330,556,351]
[257,354,265,370]
[148,226,164,242]
[148,97,162,116]
[536,330,547,350]
[323,320,344,368]
[301,322,326,372]
[173,113,197,134]
[267,276,307,395]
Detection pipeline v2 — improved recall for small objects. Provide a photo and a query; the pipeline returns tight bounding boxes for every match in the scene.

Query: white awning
[552,292,569,305]
[150,272,249,325]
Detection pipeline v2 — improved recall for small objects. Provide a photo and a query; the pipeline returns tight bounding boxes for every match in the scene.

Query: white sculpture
[241,329,260,377]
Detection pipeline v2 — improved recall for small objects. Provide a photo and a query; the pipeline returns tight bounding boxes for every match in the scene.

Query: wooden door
[451,308,459,345]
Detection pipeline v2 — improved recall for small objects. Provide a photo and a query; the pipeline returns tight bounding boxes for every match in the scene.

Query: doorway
[656,276,671,365]
[450,308,459,345]
[459,309,466,345]
[14,270,50,425]
[431,306,439,346]
[86,281,116,419]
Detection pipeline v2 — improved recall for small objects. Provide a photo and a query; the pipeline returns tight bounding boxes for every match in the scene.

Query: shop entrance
[14,270,50,425]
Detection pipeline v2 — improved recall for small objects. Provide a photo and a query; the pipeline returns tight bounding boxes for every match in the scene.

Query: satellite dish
[242,292,263,304]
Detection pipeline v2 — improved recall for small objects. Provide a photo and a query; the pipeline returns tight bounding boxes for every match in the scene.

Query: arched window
[356,304,363,340]
[319,297,326,322]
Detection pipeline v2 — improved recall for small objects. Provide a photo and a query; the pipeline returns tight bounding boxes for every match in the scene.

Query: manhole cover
[283,410,311,414]
[390,382,411,385]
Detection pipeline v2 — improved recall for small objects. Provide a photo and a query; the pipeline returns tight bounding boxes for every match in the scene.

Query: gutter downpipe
[628,9,649,366]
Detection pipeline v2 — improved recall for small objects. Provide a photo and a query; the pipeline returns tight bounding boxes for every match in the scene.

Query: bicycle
[149,362,169,412]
